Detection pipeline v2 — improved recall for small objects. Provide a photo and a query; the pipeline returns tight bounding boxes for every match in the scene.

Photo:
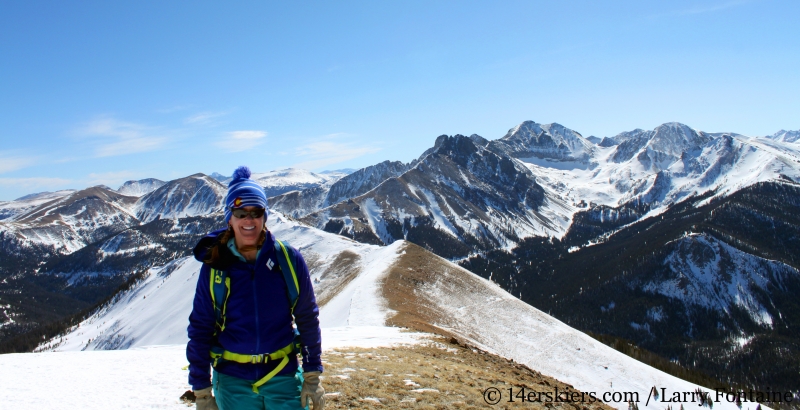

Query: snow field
[1,328,430,410]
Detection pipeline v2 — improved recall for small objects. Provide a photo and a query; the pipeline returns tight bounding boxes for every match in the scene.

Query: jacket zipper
[251,264,260,381]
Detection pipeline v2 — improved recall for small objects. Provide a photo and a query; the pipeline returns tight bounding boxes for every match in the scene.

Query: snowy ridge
[642,233,799,327]
[491,120,595,163]
[303,133,573,254]
[318,240,406,328]
[301,121,800,257]
[521,123,800,224]
[215,168,348,199]
[323,160,409,207]
[610,123,711,167]
[116,178,166,197]
[767,129,800,144]
[268,161,408,218]
[254,168,345,198]
[0,190,76,221]
[0,186,139,253]
[135,174,226,223]
[386,242,747,410]
[40,257,202,350]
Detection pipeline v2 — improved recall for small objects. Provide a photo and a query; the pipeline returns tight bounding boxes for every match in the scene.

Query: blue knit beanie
[224,166,268,223]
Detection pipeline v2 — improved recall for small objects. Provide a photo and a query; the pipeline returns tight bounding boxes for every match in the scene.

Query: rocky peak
[769,129,800,143]
[648,122,710,157]
[13,186,136,225]
[323,160,411,206]
[491,120,592,163]
[469,134,489,147]
[135,174,226,223]
[428,134,481,159]
[611,123,711,169]
[117,178,166,197]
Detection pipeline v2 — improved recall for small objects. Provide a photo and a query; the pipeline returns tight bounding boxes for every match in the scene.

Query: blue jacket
[186,229,323,390]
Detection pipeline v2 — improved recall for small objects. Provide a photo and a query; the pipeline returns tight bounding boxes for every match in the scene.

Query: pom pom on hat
[230,166,252,184]
[224,166,268,223]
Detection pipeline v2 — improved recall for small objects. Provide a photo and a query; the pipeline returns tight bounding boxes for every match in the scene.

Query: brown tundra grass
[320,338,614,410]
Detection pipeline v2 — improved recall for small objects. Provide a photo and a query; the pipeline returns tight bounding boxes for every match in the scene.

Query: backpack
[208,239,303,394]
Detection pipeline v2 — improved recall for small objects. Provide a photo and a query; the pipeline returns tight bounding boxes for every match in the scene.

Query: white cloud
[95,137,166,157]
[0,177,72,188]
[87,171,138,188]
[215,130,268,152]
[653,0,749,18]
[0,154,37,174]
[157,105,192,114]
[76,117,169,157]
[185,111,228,125]
[291,134,381,170]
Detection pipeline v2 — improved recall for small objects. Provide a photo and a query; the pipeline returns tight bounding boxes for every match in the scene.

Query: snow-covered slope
[214,168,347,198]
[489,120,595,163]
[295,121,800,261]
[253,168,345,198]
[521,123,800,222]
[270,160,410,218]
[642,233,799,327]
[302,134,575,257]
[767,129,800,144]
[323,160,410,207]
[117,178,166,197]
[0,186,139,253]
[29,215,745,410]
[381,242,748,410]
[0,189,75,221]
[36,213,387,352]
[43,257,202,350]
[135,174,226,223]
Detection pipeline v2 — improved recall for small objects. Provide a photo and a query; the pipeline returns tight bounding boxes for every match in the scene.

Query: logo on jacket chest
[266,258,275,270]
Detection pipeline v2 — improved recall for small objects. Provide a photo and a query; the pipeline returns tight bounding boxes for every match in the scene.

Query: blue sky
[1,1,798,201]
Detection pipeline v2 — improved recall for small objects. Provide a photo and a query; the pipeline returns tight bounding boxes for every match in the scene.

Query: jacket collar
[193,228,277,267]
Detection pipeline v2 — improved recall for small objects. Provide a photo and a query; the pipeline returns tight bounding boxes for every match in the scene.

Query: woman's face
[229,206,265,248]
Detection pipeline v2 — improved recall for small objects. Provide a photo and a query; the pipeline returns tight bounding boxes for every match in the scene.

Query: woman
[187,166,325,410]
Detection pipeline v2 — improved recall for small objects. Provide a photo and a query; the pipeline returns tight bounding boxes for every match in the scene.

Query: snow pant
[212,369,306,410]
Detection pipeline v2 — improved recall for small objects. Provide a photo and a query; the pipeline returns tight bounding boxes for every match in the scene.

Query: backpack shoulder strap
[209,267,230,335]
[274,239,300,314]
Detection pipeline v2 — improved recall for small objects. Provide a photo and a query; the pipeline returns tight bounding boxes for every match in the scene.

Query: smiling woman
[187,166,326,410]
[227,206,266,261]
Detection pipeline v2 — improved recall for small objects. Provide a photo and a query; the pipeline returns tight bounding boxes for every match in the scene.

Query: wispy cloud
[0,177,72,189]
[157,105,192,114]
[0,154,37,174]
[652,0,749,18]
[76,117,169,157]
[215,130,269,152]
[87,170,138,188]
[291,133,381,170]
[185,111,229,125]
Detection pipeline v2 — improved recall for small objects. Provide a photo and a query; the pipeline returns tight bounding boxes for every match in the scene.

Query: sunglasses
[230,207,266,219]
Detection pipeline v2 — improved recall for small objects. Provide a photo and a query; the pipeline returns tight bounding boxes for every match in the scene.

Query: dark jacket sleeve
[186,263,216,390]
[292,252,324,373]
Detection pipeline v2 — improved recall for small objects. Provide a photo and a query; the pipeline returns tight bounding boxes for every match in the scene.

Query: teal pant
[212,369,306,410]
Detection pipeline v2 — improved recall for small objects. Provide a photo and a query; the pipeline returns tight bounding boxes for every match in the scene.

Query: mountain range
[23,214,746,410]
[1,120,799,397]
